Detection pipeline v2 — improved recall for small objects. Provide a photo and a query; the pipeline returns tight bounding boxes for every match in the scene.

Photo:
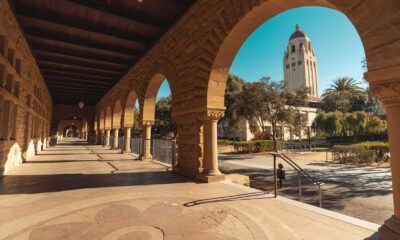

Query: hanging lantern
[78,101,84,109]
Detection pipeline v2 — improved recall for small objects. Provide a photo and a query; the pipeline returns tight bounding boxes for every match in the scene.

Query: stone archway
[140,73,173,160]
[121,91,139,153]
[201,1,400,238]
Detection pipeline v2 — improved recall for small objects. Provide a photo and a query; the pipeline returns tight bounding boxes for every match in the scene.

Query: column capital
[124,125,134,129]
[141,120,155,126]
[370,81,400,108]
[203,108,225,121]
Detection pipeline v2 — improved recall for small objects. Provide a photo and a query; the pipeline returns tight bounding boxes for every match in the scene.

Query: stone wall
[0,0,52,173]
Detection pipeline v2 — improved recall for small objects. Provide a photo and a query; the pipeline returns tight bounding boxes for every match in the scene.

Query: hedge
[233,140,283,153]
[218,139,236,146]
[332,141,389,164]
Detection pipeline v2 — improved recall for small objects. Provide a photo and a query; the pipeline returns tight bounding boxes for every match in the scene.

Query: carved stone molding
[203,108,225,121]
[141,120,155,126]
[370,81,400,108]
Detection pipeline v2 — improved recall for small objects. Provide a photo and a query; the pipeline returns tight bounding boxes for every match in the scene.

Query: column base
[172,165,201,179]
[195,173,225,183]
[122,150,131,154]
[140,155,152,161]
[379,216,400,240]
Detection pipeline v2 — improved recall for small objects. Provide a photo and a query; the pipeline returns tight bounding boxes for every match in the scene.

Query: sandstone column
[94,130,98,144]
[380,104,400,239]
[104,129,110,148]
[124,127,132,153]
[371,82,400,240]
[141,121,153,161]
[200,110,225,182]
[112,129,119,149]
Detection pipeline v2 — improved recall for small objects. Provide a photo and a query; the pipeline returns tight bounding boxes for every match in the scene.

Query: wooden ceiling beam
[14,2,156,45]
[18,15,147,52]
[34,50,130,70]
[47,85,106,93]
[34,51,128,72]
[46,81,112,89]
[28,36,136,62]
[44,75,117,85]
[66,0,168,29]
[38,61,123,78]
[41,69,119,82]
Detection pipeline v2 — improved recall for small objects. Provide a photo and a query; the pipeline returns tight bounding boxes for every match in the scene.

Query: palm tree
[322,77,363,97]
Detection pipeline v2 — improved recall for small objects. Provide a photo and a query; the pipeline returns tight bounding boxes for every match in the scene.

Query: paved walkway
[219,153,393,225]
[0,139,379,239]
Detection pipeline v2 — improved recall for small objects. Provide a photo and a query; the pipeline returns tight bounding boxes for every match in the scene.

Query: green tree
[344,112,367,142]
[236,76,308,151]
[314,111,343,145]
[365,115,387,134]
[154,96,177,138]
[322,77,363,96]
[321,77,369,112]
[219,74,245,137]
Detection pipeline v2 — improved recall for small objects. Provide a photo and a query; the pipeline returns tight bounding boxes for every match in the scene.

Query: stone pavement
[0,140,379,239]
[218,153,393,225]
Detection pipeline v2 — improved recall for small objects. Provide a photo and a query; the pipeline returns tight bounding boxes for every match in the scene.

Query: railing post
[273,154,277,198]
[152,139,155,158]
[171,139,176,167]
[298,170,302,202]
[318,184,323,208]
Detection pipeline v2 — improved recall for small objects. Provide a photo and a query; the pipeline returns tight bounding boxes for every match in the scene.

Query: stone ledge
[225,173,250,186]
[195,173,226,183]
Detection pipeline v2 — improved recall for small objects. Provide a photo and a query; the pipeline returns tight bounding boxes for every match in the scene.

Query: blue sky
[157,6,366,99]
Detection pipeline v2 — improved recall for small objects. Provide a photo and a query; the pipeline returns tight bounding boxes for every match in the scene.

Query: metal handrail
[271,152,324,207]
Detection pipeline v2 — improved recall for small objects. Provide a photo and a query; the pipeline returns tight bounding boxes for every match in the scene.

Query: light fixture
[78,101,84,109]
[137,0,143,3]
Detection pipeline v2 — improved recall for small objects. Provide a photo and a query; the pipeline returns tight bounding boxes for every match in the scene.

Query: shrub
[218,139,235,146]
[233,140,283,153]
[332,141,389,164]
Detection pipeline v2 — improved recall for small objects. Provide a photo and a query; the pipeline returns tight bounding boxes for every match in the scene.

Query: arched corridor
[1,0,400,239]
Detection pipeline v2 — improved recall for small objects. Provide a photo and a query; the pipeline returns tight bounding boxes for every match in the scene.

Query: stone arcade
[0,0,399,239]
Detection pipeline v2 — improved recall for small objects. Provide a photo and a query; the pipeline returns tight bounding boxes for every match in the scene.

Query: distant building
[284,24,319,98]
[219,24,320,141]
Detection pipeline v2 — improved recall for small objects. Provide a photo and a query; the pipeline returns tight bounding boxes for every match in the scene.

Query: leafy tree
[314,111,343,145]
[344,112,367,142]
[314,111,387,144]
[322,77,363,96]
[154,96,177,139]
[321,77,370,112]
[133,107,141,133]
[365,115,387,134]
[236,76,308,151]
[219,74,245,137]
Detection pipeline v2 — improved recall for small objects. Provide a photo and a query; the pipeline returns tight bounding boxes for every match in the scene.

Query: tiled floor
[0,139,379,239]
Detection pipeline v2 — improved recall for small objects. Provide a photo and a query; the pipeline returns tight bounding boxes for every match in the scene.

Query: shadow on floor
[0,171,194,195]
[184,192,272,207]
[364,232,379,240]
